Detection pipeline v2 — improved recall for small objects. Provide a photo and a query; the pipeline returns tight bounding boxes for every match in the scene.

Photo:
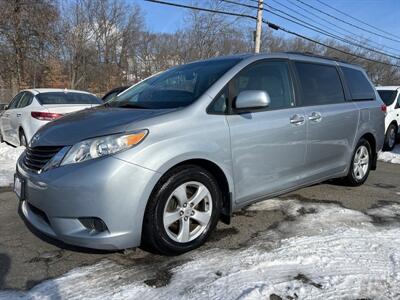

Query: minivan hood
[30,106,174,147]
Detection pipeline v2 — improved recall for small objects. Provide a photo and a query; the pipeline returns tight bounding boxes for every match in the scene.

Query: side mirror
[235,90,270,110]
[3,104,8,110]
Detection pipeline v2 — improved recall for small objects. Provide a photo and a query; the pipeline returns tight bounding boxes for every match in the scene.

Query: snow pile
[0,143,24,187]
[378,144,400,164]
[2,198,400,299]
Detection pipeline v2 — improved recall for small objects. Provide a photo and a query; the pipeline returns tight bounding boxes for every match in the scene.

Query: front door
[226,60,307,204]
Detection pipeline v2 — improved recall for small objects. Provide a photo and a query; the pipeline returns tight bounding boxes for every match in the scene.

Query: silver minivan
[15,53,385,255]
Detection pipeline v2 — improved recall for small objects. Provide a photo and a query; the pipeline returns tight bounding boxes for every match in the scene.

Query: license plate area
[14,174,25,200]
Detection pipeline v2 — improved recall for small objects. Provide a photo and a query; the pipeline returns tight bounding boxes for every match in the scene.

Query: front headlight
[60,130,148,166]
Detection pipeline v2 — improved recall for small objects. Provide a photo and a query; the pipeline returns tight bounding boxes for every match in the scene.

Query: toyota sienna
[15,53,385,255]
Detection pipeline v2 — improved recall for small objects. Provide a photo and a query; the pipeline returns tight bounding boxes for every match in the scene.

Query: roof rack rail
[285,51,356,65]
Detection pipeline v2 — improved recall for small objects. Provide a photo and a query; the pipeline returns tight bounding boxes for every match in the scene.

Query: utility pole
[254,0,263,53]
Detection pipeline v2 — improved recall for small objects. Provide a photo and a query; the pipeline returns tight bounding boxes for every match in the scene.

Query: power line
[144,0,400,68]
[145,0,257,20]
[222,0,400,60]
[295,0,400,44]
[316,0,400,41]
[269,0,400,56]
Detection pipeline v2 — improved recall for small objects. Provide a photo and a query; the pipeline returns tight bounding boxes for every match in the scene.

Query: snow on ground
[2,198,400,299]
[0,143,24,187]
[378,144,400,164]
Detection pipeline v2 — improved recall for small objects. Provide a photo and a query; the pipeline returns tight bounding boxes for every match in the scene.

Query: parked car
[376,86,400,151]
[102,86,130,102]
[0,88,102,146]
[15,53,384,255]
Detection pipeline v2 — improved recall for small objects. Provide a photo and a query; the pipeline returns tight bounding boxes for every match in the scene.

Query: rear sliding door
[293,61,359,181]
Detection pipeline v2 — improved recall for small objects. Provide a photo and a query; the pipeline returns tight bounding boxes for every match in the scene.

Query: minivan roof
[195,52,361,69]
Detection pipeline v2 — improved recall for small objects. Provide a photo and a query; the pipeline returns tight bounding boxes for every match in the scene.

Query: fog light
[79,217,108,233]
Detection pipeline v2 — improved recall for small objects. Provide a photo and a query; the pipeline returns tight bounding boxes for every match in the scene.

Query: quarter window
[341,67,375,101]
[209,86,228,114]
[232,61,294,110]
[295,62,345,106]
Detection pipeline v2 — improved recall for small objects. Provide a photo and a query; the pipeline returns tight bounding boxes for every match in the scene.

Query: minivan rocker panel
[16,52,384,254]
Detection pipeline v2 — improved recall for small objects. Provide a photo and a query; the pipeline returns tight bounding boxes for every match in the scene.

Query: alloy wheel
[388,127,396,149]
[353,145,369,180]
[163,181,212,243]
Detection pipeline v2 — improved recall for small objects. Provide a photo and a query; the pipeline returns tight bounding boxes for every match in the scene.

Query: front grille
[24,146,63,172]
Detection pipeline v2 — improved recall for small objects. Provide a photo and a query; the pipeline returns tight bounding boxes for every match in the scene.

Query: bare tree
[0,0,58,94]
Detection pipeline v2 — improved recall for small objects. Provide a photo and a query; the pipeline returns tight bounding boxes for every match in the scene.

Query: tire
[383,123,397,151]
[343,138,372,186]
[19,130,27,147]
[141,165,221,255]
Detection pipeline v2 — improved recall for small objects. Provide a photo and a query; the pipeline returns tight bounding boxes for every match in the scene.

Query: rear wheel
[19,130,27,147]
[383,123,397,151]
[141,165,221,255]
[343,138,371,186]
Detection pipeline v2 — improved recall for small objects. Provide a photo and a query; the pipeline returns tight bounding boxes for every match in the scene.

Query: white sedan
[0,88,102,147]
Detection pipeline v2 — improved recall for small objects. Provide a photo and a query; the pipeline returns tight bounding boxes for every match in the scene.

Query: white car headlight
[60,130,148,166]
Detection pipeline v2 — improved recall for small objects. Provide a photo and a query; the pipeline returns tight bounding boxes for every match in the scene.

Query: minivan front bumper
[16,153,161,250]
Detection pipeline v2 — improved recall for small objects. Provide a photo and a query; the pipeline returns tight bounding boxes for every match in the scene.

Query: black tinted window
[37,92,101,105]
[341,67,375,100]
[295,62,345,106]
[233,61,294,110]
[378,90,397,106]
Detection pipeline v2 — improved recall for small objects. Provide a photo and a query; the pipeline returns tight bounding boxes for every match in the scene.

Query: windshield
[37,92,102,105]
[378,90,398,106]
[108,58,242,109]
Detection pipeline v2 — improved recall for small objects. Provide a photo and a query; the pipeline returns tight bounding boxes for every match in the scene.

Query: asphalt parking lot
[0,161,399,293]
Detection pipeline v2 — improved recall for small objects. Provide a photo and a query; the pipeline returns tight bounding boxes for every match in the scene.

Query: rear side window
[17,92,33,108]
[377,90,397,106]
[295,62,345,106]
[341,67,375,101]
[8,92,24,109]
[36,92,102,105]
[232,61,294,110]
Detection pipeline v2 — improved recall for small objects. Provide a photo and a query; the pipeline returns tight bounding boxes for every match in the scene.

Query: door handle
[16,113,21,117]
[308,112,322,122]
[290,114,305,125]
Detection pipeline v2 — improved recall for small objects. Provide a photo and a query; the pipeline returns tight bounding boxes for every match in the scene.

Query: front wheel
[343,138,371,186]
[141,165,221,255]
